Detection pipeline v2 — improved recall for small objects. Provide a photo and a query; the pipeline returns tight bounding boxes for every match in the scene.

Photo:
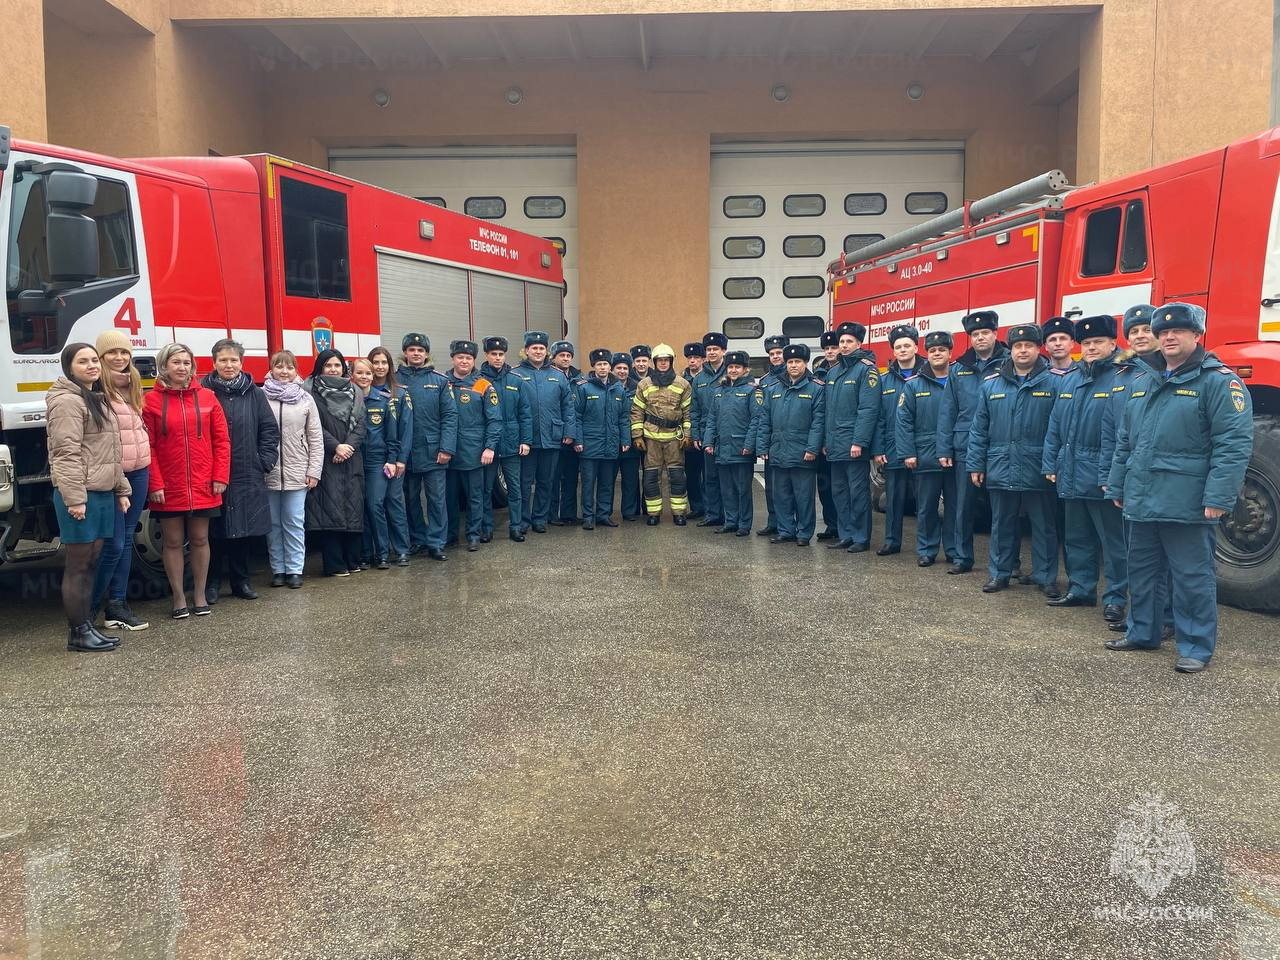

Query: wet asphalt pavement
[0,485,1277,960]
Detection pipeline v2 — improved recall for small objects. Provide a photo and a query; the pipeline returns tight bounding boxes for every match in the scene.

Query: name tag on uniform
[1113,385,1126,392]
[883,388,896,396]
[1031,391,1051,397]
[989,393,1006,400]
[916,391,931,397]
[771,393,782,400]
[1092,392,1110,399]
[425,383,439,389]
[1059,393,1073,399]
[957,370,974,376]
[1175,388,1199,397]
[799,393,813,399]
[505,384,520,391]
[1132,391,1147,398]
[587,395,599,400]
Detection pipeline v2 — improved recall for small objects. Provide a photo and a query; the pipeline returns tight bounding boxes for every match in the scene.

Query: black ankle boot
[67,622,116,653]
[88,622,121,646]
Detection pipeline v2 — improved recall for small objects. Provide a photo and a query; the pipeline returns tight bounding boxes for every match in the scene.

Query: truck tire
[1215,414,1280,612]
[128,508,184,599]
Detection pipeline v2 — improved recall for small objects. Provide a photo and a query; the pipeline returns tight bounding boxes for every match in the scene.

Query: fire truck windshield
[5,172,138,355]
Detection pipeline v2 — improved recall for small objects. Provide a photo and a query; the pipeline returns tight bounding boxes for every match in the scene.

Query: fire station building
[4,0,1273,351]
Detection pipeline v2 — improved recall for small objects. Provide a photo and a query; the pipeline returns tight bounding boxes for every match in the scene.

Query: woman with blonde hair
[91,330,151,632]
[47,343,132,652]
[142,342,230,618]
[264,350,324,587]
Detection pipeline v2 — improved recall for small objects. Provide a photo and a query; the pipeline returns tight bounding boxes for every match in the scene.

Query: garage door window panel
[782,316,824,338]
[723,317,765,339]
[905,192,948,216]
[783,276,825,298]
[724,277,765,299]
[416,196,447,208]
[844,233,886,255]
[844,193,887,216]
[465,197,506,220]
[524,196,566,219]
[724,196,765,218]
[281,178,351,301]
[724,237,765,259]
[783,194,825,217]
[784,236,825,258]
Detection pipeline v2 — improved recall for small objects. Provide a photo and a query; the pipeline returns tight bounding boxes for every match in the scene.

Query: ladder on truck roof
[827,170,1074,277]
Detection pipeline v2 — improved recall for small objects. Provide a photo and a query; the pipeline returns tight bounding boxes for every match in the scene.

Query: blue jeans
[483,456,524,534]
[718,461,754,532]
[773,467,816,541]
[521,448,560,528]
[580,458,617,521]
[882,466,909,548]
[93,466,149,603]
[1127,521,1218,662]
[406,469,448,550]
[831,460,872,547]
[1063,498,1127,605]
[364,467,410,560]
[267,488,307,575]
[988,488,1059,585]
[447,467,487,542]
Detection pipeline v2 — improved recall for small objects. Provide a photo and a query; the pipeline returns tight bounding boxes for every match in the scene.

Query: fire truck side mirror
[44,170,99,287]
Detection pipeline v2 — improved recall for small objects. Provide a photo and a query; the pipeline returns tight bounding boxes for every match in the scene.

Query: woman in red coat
[142,342,231,619]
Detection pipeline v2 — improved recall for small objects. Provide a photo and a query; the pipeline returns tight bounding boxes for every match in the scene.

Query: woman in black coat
[305,349,367,576]
[203,338,280,603]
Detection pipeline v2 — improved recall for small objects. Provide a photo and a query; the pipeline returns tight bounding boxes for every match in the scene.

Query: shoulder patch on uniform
[867,371,879,387]
[861,357,875,366]
[1215,367,1235,375]
[983,372,1000,381]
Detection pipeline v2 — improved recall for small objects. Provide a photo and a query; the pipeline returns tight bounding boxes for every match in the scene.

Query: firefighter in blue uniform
[446,340,502,552]
[1105,302,1254,673]
[691,332,729,528]
[550,340,583,524]
[897,330,957,566]
[682,342,707,519]
[872,324,924,556]
[361,363,413,568]
[823,321,881,553]
[479,335,533,543]
[757,343,827,546]
[516,331,576,534]
[756,335,789,536]
[1104,303,1174,637]
[938,310,1009,574]
[813,330,841,539]
[395,332,458,562]
[704,349,762,536]
[1042,314,1128,619]
[612,352,644,520]
[967,324,1060,594]
[575,348,631,529]
[1042,315,1077,373]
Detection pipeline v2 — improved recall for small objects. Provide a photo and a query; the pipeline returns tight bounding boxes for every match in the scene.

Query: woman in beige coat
[47,343,132,652]
[262,350,324,587]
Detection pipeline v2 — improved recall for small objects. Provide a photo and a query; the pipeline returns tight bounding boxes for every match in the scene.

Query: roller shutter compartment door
[470,272,527,349]
[525,283,565,339]
[376,252,470,357]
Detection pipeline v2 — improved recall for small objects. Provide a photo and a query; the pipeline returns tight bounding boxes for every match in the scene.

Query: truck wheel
[1215,414,1280,612]
[128,509,183,599]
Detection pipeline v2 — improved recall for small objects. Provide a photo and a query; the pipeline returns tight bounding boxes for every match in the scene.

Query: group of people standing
[45,304,1253,672]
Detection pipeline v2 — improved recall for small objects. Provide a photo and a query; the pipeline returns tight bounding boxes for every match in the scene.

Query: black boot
[88,622,122,646]
[67,622,115,653]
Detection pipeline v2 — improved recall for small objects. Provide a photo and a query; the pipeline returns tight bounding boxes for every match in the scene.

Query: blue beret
[1151,302,1206,335]
[782,343,811,361]
[402,332,430,352]
[924,331,953,350]
[1006,324,1042,346]
[525,331,549,347]
[962,311,999,334]
[702,332,729,349]
[482,336,508,353]
[1123,303,1156,336]
[1042,316,1075,340]
[1074,314,1117,341]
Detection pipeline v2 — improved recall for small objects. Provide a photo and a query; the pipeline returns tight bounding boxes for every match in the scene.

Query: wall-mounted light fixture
[906,82,925,102]
[372,88,391,107]
[505,86,523,106]
[771,83,790,103]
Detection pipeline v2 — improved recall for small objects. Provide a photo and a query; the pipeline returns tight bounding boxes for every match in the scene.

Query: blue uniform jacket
[704,374,763,464]
[363,383,413,467]
[479,361,534,457]
[446,370,502,470]
[1041,349,1123,499]
[822,349,880,462]
[516,360,576,449]
[937,342,1010,461]
[871,357,923,468]
[966,357,1058,492]
[394,364,458,473]
[689,361,726,446]
[896,366,950,472]
[758,371,827,469]
[1098,350,1154,486]
[1107,347,1254,523]
[575,374,631,459]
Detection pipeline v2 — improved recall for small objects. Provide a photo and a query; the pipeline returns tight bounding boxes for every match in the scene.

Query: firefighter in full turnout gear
[631,343,693,525]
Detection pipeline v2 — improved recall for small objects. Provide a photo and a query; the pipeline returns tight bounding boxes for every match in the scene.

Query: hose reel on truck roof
[827,169,1073,276]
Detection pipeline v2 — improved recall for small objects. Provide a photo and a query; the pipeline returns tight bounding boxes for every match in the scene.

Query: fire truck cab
[0,125,564,585]
[829,127,1280,612]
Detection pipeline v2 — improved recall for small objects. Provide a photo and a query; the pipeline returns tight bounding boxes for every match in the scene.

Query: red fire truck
[828,127,1280,612]
[0,125,565,582]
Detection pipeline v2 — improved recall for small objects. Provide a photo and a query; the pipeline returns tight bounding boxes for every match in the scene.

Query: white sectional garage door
[329,146,579,343]
[710,142,964,359]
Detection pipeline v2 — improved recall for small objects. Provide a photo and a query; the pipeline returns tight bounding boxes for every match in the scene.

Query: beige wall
[3,0,48,141]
